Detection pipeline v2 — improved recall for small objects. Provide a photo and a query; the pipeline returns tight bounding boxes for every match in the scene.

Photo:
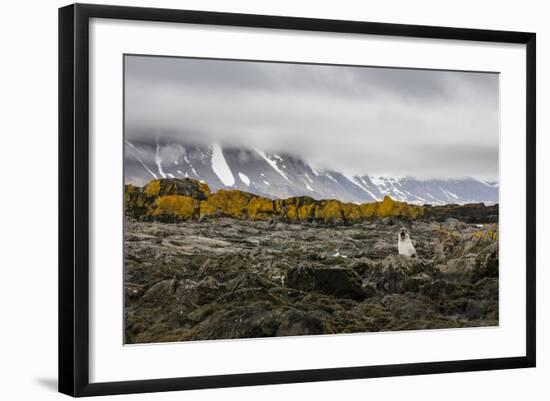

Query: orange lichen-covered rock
[143,180,161,197]
[360,196,423,219]
[297,203,317,220]
[279,196,316,220]
[126,178,431,223]
[125,184,150,218]
[125,184,147,207]
[315,200,344,223]
[144,178,210,200]
[359,201,378,218]
[247,197,276,220]
[150,195,199,220]
[200,189,255,219]
[340,203,362,221]
[377,196,397,216]
[473,227,499,241]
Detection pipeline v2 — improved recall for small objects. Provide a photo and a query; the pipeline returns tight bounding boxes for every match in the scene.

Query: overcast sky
[124,55,499,180]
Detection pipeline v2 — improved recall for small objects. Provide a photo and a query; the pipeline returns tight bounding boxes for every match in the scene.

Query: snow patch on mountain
[442,189,459,200]
[238,172,250,186]
[325,173,338,183]
[472,177,497,188]
[211,143,235,186]
[355,176,380,201]
[256,149,290,181]
[342,173,363,190]
[126,141,158,180]
[155,144,167,179]
[369,176,387,191]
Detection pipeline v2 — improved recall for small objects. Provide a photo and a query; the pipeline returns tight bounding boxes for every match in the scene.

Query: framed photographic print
[58,3,536,397]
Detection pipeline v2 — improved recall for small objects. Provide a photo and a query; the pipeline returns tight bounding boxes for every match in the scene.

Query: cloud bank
[125,55,499,180]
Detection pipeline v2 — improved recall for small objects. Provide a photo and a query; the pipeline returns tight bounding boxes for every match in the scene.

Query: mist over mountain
[125,140,498,205]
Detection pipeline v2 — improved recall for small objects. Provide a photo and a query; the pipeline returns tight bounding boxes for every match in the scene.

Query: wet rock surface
[124,217,499,343]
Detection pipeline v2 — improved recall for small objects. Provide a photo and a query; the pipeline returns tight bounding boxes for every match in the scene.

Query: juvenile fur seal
[398,227,417,258]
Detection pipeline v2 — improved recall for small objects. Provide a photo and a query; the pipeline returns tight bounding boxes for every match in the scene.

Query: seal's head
[399,227,408,241]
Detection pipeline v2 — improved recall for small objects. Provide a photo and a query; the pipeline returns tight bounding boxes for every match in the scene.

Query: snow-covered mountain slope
[125,140,498,205]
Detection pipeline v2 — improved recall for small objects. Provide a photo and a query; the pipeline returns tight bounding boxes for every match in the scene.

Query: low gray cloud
[124,55,499,180]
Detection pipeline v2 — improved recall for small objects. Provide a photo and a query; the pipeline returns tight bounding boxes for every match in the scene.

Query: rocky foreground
[125,217,499,344]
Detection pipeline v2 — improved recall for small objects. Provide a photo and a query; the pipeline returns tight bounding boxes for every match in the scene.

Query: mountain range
[125,140,498,205]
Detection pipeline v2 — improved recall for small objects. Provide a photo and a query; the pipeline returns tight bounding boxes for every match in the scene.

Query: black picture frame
[59,3,536,397]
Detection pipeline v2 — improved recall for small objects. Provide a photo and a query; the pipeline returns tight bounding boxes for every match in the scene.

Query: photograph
[123,54,500,344]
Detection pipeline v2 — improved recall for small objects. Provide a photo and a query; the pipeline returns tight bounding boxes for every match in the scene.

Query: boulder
[187,304,330,340]
[125,185,151,219]
[174,277,222,305]
[440,255,477,276]
[278,196,317,221]
[247,197,277,219]
[471,242,499,283]
[315,200,345,223]
[143,178,210,200]
[188,303,279,339]
[286,266,369,301]
[424,203,499,223]
[150,195,200,221]
[381,255,428,275]
[367,255,429,293]
[349,258,378,276]
[142,279,178,304]
[200,189,255,219]
[275,309,328,336]
[360,196,424,219]
[419,279,461,300]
